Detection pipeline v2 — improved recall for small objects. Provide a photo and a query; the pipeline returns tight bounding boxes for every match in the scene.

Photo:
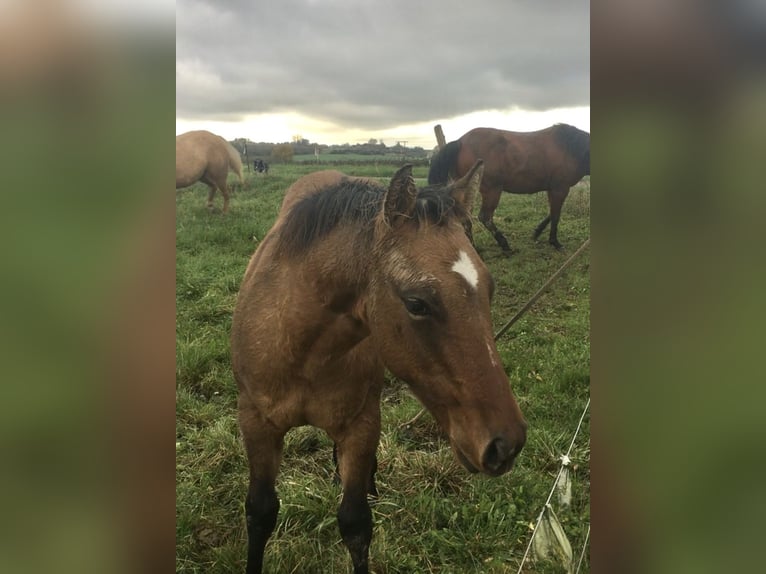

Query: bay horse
[231,163,527,574]
[176,130,244,213]
[428,124,590,252]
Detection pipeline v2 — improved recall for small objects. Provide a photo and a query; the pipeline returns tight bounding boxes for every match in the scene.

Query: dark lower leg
[549,215,563,249]
[239,406,283,574]
[334,411,380,574]
[245,481,279,574]
[533,215,551,239]
[479,214,510,252]
[492,227,511,252]
[547,189,568,249]
[478,193,510,252]
[338,487,373,574]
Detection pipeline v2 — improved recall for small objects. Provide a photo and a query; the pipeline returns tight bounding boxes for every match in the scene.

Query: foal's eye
[402,297,431,317]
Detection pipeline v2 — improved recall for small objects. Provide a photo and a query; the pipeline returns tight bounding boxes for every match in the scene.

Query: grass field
[176,163,590,573]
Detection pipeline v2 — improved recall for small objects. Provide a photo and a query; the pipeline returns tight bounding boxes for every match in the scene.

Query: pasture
[176,163,590,573]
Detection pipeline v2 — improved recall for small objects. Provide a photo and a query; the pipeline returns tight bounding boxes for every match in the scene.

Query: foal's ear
[382,164,417,225]
[451,160,483,212]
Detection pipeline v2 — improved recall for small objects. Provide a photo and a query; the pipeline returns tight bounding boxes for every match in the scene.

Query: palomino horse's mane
[278,177,469,257]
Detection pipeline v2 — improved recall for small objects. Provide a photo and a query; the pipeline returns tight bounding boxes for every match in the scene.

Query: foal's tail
[428,140,462,184]
[225,141,244,183]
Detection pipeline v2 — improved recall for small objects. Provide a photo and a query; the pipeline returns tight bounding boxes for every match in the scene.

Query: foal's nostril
[482,437,515,474]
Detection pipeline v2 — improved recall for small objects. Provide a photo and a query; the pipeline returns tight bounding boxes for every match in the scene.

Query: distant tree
[251,142,274,156]
[367,138,378,145]
[271,143,294,163]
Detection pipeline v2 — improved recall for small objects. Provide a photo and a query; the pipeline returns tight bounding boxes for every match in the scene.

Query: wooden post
[434,124,447,149]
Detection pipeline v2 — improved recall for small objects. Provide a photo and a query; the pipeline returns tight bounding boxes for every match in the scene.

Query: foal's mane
[279,177,465,256]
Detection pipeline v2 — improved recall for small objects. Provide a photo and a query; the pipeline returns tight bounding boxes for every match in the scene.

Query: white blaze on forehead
[451,250,479,290]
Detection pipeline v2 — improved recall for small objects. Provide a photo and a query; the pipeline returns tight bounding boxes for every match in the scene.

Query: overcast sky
[176,0,589,147]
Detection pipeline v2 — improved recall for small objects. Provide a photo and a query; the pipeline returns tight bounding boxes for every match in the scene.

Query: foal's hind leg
[239,405,284,574]
[478,188,511,252]
[334,408,381,574]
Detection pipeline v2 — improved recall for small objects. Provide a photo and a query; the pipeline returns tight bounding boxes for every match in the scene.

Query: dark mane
[279,177,465,256]
[553,124,590,174]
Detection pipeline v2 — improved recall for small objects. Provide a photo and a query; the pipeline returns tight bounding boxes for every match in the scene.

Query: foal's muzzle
[481,436,520,476]
[453,433,526,476]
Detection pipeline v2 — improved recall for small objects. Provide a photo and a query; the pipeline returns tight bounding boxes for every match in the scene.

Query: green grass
[176,164,590,573]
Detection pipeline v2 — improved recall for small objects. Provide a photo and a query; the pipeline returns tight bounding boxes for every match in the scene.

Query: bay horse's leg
[543,187,570,249]
[239,406,284,574]
[477,187,511,252]
[532,213,551,240]
[334,410,381,574]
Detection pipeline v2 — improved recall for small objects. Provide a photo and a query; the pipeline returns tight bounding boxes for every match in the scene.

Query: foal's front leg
[333,442,378,497]
[335,415,381,574]
[239,405,284,574]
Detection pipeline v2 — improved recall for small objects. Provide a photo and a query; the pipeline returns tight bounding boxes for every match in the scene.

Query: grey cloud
[176,0,589,129]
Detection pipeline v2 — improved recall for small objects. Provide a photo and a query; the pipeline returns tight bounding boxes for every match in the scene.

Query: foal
[231,163,527,573]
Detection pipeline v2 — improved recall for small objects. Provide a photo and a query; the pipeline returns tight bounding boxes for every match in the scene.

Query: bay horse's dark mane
[279,177,467,256]
[552,123,590,174]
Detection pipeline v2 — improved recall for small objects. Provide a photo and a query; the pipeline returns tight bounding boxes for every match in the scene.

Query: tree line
[230,137,430,164]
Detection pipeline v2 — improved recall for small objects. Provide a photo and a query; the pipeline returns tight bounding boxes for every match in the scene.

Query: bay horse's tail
[428,140,462,184]
[225,140,244,183]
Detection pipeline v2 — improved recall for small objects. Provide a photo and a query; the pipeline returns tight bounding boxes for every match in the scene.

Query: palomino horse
[176,130,243,213]
[231,163,527,574]
[428,124,590,252]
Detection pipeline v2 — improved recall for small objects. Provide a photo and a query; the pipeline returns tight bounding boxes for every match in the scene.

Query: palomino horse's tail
[225,140,244,183]
[428,140,462,184]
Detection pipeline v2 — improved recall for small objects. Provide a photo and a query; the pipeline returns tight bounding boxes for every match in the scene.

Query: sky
[176,0,590,148]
